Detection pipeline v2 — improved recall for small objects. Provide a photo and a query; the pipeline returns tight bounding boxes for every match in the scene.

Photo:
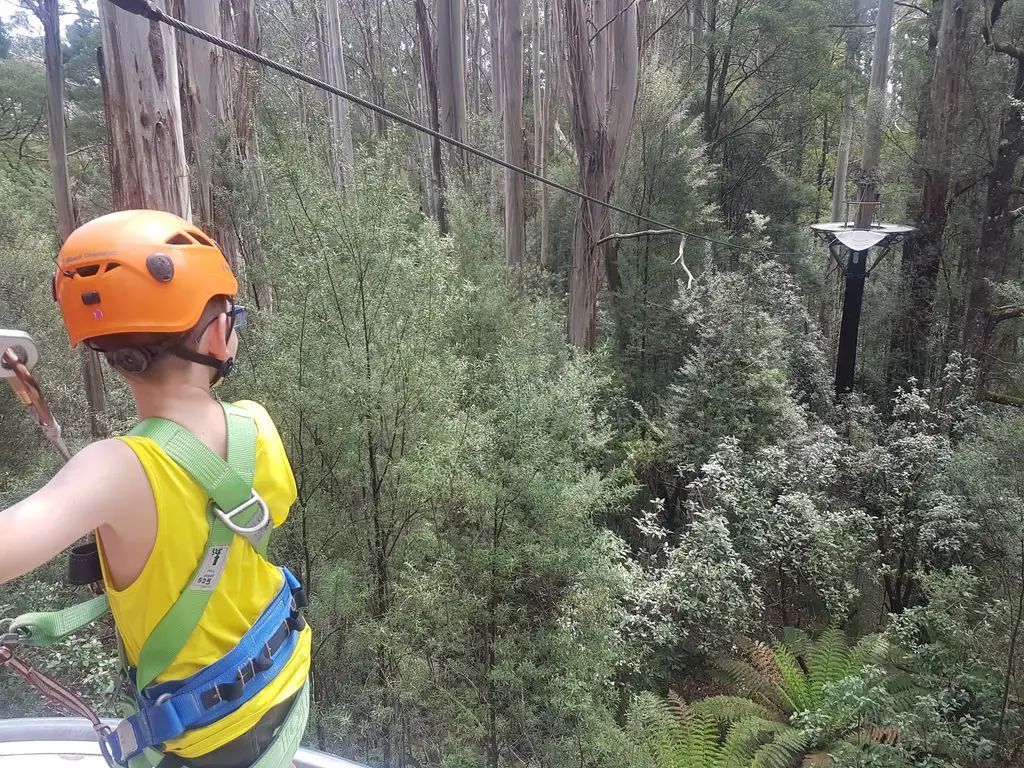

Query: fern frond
[849,633,889,670]
[633,692,722,768]
[720,718,791,768]
[718,659,789,713]
[751,727,813,768]
[807,628,852,703]
[770,642,810,714]
[781,627,812,658]
[692,695,783,725]
[737,635,785,685]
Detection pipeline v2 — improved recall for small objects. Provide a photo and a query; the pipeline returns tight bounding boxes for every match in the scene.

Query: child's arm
[0,439,150,584]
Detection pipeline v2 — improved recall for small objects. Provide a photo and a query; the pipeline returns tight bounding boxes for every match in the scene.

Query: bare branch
[984,390,1024,407]
[643,3,688,45]
[1011,205,1024,220]
[593,228,676,247]
[984,0,1024,60]
[993,304,1024,322]
[671,234,694,289]
[894,1,929,13]
[589,0,639,43]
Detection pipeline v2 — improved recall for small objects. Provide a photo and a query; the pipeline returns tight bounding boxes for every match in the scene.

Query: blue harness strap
[106,570,307,764]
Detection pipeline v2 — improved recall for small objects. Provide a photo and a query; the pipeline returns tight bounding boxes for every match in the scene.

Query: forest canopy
[3,0,1024,766]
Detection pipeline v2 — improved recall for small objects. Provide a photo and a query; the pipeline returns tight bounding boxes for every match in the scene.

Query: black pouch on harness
[68,540,104,586]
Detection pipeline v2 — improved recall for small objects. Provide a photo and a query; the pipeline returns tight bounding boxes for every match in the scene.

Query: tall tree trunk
[231,0,274,312]
[172,0,273,310]
[33,0,106,436]
[171,0,225,231]
[831,0,863,223]
[532,0,542,175]
[853,0,895,229]
[98,0,190,217]
[501,0,526,268]
[317,0,356,193]
[964,0,1024,383]
[414,0,449,234]
[488,0,503,217]
[965,59,1024,374]
[562,0,639,349]
[437,0,467,145]
[473,0,482,115]
[889,0,976,389]
[539,0,557,267]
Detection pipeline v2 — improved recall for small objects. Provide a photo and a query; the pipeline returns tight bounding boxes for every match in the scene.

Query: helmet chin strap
[171,345,235,386]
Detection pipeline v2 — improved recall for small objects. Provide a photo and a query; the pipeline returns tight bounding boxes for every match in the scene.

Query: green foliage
[4,0,1024,765]
[229,143,633,766]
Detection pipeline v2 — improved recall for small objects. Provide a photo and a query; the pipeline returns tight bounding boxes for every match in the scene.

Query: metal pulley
[0,330,71,461]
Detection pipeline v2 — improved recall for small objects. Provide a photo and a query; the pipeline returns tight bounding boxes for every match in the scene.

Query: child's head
[54,210,242,386]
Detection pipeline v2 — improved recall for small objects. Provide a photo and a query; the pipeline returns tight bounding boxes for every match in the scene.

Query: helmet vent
[166,232,195,246]
[75,265,101,277]
[189,230,215,247]
[105,262,121,272]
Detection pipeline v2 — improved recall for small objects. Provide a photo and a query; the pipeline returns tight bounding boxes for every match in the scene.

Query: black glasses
[228,305,247,331]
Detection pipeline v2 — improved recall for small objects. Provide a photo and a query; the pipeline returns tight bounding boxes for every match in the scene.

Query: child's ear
[197,312,230,357]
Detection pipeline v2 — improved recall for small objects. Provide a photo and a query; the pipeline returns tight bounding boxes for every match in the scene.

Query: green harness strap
[130,402,264,691]
[8,593,110,646]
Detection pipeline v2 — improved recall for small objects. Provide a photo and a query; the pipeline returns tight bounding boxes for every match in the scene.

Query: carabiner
[0,618,27,647]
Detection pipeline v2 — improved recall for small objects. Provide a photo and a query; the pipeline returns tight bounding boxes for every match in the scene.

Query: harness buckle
[212,490,271,536]
[0,619,28,647]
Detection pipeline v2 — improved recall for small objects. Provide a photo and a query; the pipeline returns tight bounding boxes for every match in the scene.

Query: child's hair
[87,295,231,379]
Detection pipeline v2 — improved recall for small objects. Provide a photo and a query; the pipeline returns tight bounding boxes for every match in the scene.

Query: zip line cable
[105,0,802,258]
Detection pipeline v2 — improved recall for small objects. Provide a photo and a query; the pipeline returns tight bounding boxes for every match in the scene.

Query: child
[0,210,311,767]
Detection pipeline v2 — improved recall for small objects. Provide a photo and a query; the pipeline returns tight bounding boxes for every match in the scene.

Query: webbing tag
[191,546,230,591]
[113,719,139,760]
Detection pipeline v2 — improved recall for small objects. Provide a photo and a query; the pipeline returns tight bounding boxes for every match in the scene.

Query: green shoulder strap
[130,402,265,692]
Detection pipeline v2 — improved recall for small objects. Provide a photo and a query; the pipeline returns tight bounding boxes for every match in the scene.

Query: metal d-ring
[0,618,25,647]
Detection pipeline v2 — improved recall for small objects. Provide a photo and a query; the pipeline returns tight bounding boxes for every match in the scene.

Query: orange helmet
[53,210,237,348]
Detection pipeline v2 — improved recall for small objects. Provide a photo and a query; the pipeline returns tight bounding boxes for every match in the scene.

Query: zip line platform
[0,719,366,768]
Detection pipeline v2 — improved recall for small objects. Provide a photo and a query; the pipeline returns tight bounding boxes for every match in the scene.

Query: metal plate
[0,331,39,378]
[810,221,917,252]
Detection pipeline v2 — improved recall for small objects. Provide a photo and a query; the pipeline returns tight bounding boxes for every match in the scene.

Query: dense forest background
[2,0,1024,765]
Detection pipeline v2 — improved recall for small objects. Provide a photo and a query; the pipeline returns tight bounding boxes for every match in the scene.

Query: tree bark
[853,0,895,229]
[317,0,356,193]
[965,58,1024,373]
[436,0,467,145]
[539,0,557,267]
[33,0,106,436]
[414,0,449,234]
[889,0,976,388]
[562,0,639,349]
[501,0,526,268]
[488,0,503,217]
[98,0,190,217]
[831,0,863,223]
